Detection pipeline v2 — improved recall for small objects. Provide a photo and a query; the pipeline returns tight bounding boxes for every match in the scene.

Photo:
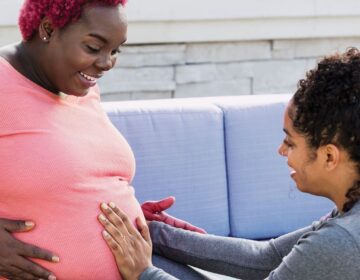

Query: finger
[20,242,60,263]
[182,223,207,234]
[98,213,128,244]
[0,218,35,233]
[0,265,33,280]
[141,210,162,221]
[164,215,207,234]
[147,211,207,233]
[142,196,175,213]
[102,230,124,254]
[136,217,151,245]
[154,196,175,212]
[100,203,129,233]
[3,265,38,280]
[106,202,138,235]
[100,203,133,236]
[14,256,57,280]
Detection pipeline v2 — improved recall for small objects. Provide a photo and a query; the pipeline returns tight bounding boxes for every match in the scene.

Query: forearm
[140,266,179,280]
[149,222,311,279]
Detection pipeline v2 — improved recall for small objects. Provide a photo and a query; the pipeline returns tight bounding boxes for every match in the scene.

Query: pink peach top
[0,57,143,279]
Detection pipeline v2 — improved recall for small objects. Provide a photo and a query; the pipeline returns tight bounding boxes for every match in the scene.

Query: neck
[327,168,359,213]
[16,41,59,94]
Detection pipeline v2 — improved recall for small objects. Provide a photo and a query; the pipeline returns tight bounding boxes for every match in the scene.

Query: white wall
[2,0,360,44]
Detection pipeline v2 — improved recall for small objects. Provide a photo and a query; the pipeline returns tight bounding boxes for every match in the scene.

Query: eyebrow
[88,33,108,44]
[283,128,292,137]
[88,33,127,46]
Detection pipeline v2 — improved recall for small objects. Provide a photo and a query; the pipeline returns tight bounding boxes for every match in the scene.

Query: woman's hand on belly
[0,218,59,280]
[98,203,152,280]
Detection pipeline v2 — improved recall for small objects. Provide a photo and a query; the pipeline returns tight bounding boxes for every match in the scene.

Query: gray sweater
[140,201,360,279]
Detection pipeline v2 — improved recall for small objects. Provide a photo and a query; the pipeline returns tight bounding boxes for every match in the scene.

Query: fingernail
[109,202,116,209]
[52,256,60,263]
[102,230,110,238]
[25,221,35,227]
[48,275,57,280]
[101,203,108,210]
[99,214,106,221]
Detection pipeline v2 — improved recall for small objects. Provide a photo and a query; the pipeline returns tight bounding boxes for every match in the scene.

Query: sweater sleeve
[140,266,179,280]
[149,221,311,279]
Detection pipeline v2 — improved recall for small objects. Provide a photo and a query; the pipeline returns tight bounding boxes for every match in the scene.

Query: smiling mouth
[79,71,98,82]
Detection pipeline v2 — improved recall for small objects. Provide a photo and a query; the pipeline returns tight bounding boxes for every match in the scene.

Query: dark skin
[0,4,127,279]
[0,219,58,280]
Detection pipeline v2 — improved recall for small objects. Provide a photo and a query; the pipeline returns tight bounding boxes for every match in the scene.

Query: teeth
[79,72,96,82]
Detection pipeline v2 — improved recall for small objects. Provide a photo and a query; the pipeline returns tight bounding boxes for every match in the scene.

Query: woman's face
[43,5,127,96]
[278,104,326,195]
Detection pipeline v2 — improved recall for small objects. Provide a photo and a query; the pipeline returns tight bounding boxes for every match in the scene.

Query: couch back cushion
[103,100,230,236]
[214,95,334,239]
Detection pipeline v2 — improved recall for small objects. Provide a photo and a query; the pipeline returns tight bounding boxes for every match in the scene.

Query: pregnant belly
[3,184,143,280]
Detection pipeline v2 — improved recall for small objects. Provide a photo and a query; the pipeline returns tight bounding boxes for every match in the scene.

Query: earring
[43,36,47,41]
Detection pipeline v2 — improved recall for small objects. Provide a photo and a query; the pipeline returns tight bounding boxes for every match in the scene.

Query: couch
[102,94,333,240]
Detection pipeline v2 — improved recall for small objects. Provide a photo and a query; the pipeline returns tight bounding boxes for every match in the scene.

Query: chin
[294,181,306,193]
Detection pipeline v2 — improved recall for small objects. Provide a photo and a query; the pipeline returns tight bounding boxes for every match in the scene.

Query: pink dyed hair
[19,0,127,41]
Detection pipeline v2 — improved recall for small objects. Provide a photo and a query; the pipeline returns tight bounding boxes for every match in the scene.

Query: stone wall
[98,38,360,101]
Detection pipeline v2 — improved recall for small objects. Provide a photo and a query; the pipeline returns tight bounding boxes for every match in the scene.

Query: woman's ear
[38,17,54,42]
[323,144,340,171]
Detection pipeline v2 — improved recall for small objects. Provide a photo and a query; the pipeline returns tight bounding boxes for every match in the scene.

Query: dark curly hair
[291,47,360,212]
[19,0,127,41]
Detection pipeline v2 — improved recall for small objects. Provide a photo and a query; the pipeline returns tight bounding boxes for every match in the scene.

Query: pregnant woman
[0,1,205,279]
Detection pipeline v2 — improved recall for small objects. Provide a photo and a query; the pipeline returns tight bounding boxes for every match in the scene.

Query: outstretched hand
[141,196,207,234]
[0,218,58,280]
[99,203,152,280]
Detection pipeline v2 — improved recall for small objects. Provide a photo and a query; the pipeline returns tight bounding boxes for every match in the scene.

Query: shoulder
[0,44,20,82]
[0,43,18,64]
[268,222,360,279]
[291,217,360,271]
[327,204,360,246]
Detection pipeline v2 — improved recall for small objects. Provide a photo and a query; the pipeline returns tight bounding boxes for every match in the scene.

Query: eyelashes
[283,138,293,148]
[86,45,121,56]
[86,45,100,53]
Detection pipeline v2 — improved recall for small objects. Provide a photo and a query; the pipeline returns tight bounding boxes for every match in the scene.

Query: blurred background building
[2,0,360,101]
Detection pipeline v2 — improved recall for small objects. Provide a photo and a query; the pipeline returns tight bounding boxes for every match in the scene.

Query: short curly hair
[19,0,127,41]
[291,47,360,212]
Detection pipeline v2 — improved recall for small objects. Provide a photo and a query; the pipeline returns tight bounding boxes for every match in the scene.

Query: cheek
[62,46,92,68]
[287,151,300,168]
[111,56,117,66]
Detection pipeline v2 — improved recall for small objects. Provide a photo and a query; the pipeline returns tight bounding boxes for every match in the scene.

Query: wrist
[137,265,154,280]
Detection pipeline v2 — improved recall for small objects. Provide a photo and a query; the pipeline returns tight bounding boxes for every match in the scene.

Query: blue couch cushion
[103,100,230,236]
[214,95,333,239]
